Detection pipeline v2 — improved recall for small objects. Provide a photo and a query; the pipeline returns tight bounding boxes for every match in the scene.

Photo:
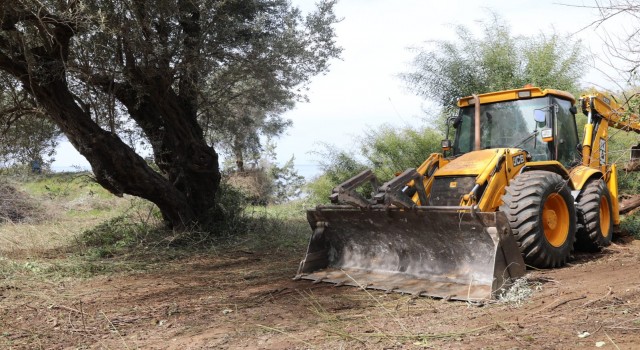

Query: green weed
[620,211,640,239]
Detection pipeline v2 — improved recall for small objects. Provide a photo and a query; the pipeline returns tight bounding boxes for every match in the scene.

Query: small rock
[578,331,591,338]
[595,341,606,347]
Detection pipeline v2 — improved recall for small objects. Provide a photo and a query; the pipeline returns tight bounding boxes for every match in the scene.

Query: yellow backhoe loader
[295,86,640,301]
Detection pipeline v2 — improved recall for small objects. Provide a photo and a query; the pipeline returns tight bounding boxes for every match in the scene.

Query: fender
[521,161,574,189]
[569,165,604,191]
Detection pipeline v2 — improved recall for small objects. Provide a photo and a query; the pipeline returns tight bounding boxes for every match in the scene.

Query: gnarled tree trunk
[0,3,220,230]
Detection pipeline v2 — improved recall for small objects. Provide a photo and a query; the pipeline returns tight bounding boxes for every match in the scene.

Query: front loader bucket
[295,206,525,301]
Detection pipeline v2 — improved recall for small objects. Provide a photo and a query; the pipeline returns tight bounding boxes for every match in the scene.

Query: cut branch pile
[0,181,43,223]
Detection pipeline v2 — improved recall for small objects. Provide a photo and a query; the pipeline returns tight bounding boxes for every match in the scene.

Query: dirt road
[2,239,639,349]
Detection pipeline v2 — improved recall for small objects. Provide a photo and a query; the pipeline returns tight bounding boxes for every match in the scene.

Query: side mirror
[452,115,462,129]
[569,105,577,115]
[534,109,546,123]
[441,139,452,151]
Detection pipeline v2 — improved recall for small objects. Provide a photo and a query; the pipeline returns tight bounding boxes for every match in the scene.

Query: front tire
[576,180,613,252]
[500,171,576,268]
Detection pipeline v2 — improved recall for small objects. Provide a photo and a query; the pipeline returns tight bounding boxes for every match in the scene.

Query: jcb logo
[512,154,525,167]
[599,138,606,165]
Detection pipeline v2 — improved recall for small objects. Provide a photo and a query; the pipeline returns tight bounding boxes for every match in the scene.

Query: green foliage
[308,142,368,203]
[521,34,582,93]
[17,172,112,200]
[210,181,251,237]
[360,125,443,179]
[401,13,584,128]
[271,156,306,203]
[609,126,640,193]
[0,77,61,166]
[306,174,338,204]
[79,215,148,258]
[77,185,309,258]
[307,125,443,202]
[198,0,342,169]
[224,140,306,204]
[620,211,640,239]
[241,201,310,253]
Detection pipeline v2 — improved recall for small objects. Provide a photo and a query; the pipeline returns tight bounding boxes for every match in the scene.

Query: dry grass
[0,174,133,264]
[0,222,77,257]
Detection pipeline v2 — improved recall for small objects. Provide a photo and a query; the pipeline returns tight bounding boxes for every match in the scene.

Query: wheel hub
[542,193,569,247]
[544,209,558,230]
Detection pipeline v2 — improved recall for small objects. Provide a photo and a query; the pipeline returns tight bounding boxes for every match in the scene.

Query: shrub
[620,211,640,239]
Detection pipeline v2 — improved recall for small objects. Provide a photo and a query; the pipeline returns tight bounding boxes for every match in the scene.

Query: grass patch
[0,172,313,280]
[240,201,310,252]
[620,211,640,239]
[18,172,112,200]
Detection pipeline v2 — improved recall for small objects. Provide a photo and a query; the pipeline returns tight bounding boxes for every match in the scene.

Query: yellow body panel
[476,149,528,211]
[588,119,609,172]
[608,163,620,225]
[579,91,640,226]
[430,148,528,211]
[411,153,449,205]
[569,165,602,191]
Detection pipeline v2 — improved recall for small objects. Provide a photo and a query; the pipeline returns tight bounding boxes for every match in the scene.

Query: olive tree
[0,0,340,230]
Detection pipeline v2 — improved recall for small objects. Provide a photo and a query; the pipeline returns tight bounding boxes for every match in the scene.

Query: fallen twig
[604,330,621,350]
[257,324,313,348]
[547,295,587,311]
[582,286,613,308]
[50,304,86,315]
[322,327,366,344]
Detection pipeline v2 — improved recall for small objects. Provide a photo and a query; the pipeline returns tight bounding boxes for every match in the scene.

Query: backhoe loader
[295,86,640,301]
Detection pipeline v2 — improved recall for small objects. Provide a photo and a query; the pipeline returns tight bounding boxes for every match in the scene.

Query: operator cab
[448,93,580,168]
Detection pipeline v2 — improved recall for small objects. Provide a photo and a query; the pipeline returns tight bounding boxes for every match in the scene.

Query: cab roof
[457,87,576,107]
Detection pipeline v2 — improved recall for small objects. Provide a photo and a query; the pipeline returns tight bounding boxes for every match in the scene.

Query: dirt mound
[0,180,44,223]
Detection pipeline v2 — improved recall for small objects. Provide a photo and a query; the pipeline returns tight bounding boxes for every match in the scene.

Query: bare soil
[1,236,639,350]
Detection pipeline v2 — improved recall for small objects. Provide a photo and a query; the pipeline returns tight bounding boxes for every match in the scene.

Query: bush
[209,180,251,238]
[620,211,640,239]
[306,125,443,203]
[360,125,443,179]
[79,215,144,257]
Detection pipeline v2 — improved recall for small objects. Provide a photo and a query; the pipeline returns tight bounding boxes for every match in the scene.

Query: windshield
[454,97,552,161]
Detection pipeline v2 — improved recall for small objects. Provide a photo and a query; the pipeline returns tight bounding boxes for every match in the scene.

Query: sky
[51,0,632,178]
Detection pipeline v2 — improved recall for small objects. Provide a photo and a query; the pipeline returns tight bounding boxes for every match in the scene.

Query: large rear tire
[576,180,613,252]
[500,171,576,268]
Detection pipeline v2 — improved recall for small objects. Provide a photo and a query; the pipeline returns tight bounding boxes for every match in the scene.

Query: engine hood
[435,149,500,177]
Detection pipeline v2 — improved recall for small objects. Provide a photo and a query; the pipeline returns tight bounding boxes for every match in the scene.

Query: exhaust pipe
[473,93,481,151]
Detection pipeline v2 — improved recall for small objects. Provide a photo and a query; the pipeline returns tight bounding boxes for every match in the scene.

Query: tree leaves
[401,14,585,109]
